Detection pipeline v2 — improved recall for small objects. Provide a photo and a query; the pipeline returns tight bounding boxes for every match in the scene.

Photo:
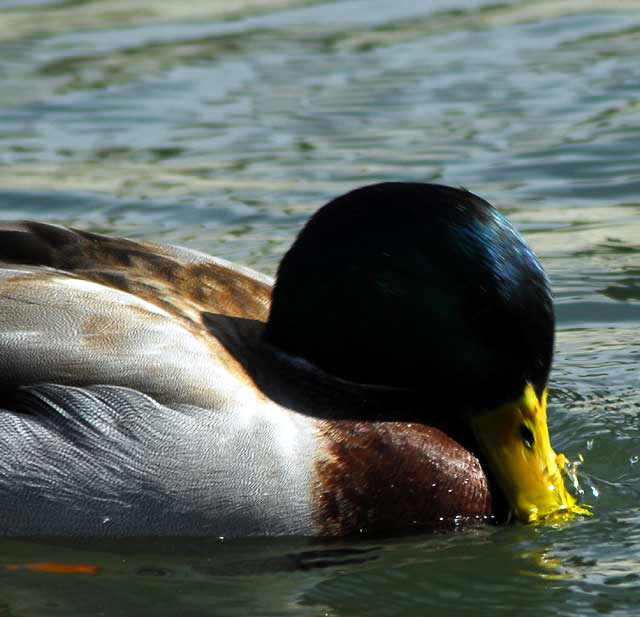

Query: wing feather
[0,220,272,404]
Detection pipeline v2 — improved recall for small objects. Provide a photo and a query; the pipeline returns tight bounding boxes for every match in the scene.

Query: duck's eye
[520,424,535,449]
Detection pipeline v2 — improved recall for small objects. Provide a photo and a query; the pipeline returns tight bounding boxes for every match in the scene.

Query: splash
[528,452,592,524]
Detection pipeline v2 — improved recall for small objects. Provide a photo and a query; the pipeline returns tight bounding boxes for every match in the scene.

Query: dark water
[0,0,639,615]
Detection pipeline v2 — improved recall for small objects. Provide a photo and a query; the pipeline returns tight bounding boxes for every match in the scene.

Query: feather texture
[0,384,315,536]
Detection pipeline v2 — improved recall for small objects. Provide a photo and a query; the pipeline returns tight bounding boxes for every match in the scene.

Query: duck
[0,182,586,538]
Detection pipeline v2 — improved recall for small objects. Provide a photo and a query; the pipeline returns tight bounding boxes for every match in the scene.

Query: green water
[0,0,639,615]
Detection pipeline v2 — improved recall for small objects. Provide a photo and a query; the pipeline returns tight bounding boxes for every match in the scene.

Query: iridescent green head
[266,182,554,414]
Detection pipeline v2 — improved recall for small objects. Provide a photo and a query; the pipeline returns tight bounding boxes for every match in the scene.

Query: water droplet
[102,517,110,524]
[586,439,594,451]
[591,485,600,498]
[630,455,638,465]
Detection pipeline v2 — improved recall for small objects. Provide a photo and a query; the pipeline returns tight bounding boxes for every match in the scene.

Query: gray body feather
[0,384,315,537]
[0,222,317,537]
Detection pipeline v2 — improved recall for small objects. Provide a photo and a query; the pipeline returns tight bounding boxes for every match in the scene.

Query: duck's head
[265,182,586,524]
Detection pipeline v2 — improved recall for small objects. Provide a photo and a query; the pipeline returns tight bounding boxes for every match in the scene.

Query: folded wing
[0,220,273,407]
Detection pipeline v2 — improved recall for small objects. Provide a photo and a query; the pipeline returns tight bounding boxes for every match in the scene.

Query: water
[0,0,639,614]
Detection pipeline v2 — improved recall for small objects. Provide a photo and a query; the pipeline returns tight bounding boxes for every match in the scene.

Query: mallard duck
[0,182,584,538]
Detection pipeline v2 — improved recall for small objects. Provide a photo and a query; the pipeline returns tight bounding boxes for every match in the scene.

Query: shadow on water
[0,535,384,616]
[3,523,640,617]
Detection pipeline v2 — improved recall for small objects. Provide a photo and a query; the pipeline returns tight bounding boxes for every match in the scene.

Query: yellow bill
[470,384,590,523]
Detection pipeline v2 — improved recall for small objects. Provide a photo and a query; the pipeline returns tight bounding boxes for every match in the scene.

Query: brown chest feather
[314,421,493,537]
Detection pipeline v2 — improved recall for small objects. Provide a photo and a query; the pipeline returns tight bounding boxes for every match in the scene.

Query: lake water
[0,0,639,615]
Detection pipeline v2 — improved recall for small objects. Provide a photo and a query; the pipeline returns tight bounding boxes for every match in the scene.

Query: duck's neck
[203,311,478,450]
[204,311,510,525]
